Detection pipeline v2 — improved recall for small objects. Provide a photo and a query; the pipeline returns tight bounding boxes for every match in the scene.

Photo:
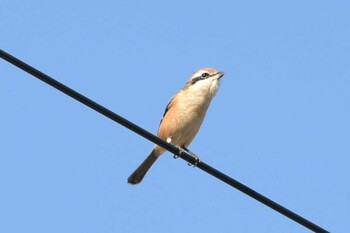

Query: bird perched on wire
[128,68,224,184]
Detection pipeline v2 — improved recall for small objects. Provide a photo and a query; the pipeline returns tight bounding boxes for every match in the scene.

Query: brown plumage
[128,68,224,184]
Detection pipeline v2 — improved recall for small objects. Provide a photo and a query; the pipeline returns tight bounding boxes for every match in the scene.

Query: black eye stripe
[191,72,211,85]
[191,77,202,85]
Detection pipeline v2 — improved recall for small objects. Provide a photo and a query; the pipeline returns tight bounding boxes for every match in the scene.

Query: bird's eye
[201,73,209,78]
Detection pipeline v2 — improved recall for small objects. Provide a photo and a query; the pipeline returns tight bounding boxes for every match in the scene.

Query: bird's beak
[216,71,225,79]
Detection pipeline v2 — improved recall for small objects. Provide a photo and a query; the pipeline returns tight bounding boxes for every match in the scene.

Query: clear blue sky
[1,1,349,232]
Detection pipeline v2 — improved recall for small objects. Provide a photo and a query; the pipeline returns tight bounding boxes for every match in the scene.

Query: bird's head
[185,68,224,97]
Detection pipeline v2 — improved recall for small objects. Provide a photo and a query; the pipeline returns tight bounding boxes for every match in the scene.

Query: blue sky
[1,1,349,232]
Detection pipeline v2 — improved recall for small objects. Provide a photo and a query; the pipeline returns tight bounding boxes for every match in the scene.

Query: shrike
[128,68,224,184]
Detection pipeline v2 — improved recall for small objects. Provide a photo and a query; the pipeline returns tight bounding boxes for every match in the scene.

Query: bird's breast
[158,92,212,147]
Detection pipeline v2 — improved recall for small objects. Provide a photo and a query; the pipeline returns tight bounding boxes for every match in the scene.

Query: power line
[0,49,329,233]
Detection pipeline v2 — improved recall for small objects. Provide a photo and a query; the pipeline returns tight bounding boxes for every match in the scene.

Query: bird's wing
[159,94,176,127]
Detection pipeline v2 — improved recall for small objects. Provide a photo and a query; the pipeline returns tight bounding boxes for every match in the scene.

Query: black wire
[0,49,329,233]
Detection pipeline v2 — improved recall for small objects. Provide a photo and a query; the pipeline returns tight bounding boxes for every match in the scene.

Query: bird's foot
[187,152,201,167]
[174,146,201,167]
[173,146,189,159]
[173,147,181,159]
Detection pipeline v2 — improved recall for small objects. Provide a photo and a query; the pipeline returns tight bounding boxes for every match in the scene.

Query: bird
[128,68,224,184]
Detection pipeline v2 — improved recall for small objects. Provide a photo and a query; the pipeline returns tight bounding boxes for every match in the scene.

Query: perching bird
[128,68,224,184]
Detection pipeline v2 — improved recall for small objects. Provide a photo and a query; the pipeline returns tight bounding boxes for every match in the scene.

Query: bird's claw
[187,153,201,167]
[174,146,201,167]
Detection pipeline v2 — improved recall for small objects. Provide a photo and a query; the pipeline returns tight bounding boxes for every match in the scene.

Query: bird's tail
[128,149,159,185]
